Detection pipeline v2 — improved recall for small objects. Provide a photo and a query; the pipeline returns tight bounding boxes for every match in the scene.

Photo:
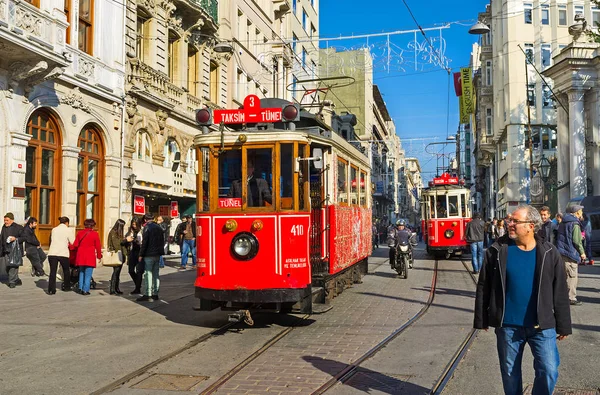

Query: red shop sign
[133,195,146,215]
[170,201,179,218]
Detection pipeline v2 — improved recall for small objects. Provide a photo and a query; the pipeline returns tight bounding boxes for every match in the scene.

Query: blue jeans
[181,239,197,268]
[495,326,560,395]
[470,241,484,272]
[78,266,94,292]
[143,256,160,297]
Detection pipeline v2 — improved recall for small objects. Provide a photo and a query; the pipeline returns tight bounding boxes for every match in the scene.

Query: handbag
[102,251,122,267]
[7,241,23,267]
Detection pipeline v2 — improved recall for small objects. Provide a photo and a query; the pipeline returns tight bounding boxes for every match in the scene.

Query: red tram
[420,173,471,258]
[192,96,371,316]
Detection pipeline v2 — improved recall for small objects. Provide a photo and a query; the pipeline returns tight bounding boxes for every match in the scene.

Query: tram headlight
[231,232,259,260]
[444,229,454,239]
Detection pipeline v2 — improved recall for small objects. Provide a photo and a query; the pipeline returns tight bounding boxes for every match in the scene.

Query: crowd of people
[0,212,199,301]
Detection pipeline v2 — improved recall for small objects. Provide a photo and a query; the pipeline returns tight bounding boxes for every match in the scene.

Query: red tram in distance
[420,173,471,258]
[192,95,372,319]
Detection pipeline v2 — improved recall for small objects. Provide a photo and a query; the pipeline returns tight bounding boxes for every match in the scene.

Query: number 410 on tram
[420,173,472,258]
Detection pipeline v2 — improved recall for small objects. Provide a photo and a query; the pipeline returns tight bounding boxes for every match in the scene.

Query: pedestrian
[175,215,196,270]
[536,206,556,245]
[72,218,102,295]
[137,213,164,302]
[47,216,74,294]
[488,218,498,246]
[483,218,491,248]
[107,219,127,295]
[372,223,379,249]
[124,217,143,295]
[156,216,169,268]
[556,205,586,306]
[581,213,594,265]
[465,213,485,274]
[496,219,506,238]
[22,217,47,277]
[474,204,571,395]
[0,213,24,288]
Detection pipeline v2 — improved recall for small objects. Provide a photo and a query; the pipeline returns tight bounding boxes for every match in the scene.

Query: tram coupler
[228,310,254,326]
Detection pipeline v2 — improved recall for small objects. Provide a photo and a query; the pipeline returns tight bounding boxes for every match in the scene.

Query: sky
[319,0,490,182]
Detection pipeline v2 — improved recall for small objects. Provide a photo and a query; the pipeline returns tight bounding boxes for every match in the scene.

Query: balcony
[0,0,69,80]
[172,0,218,33]
[127,58,209,119]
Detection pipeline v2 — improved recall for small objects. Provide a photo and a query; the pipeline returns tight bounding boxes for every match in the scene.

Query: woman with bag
[124,217,143,295]
[71,218,102,295]
[47,217,74,294]
[23,217,47,277]
[107,219,127,294]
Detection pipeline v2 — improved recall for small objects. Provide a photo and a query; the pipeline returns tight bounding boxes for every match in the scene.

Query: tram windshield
[200,143,310,212]
[428,192,467,219]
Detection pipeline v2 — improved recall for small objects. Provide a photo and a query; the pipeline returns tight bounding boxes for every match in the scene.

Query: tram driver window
[435,196,447,218]
[227,148,273,207]
[280,143,293,209]
[218,150,242,198]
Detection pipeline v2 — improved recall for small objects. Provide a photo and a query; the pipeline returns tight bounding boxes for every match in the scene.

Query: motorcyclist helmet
[396,219,406,227]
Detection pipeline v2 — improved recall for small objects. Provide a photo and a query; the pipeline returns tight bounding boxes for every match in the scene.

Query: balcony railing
[189,0,218,23]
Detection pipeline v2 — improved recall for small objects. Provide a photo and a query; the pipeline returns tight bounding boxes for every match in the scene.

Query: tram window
[280,143,293,209]
[337,158,348,205]
[429,196,435,219]
[461,194,467,217]
[218,150,242,198]
[360,171,367,207]
[448,195,459,217]
[200,148,210,211]
[229,148,273,208]
[350,166,358,206]
[435,196,447,218]
[298,144,308,210]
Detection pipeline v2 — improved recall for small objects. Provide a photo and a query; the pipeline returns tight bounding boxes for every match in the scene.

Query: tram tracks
[314,257,479,395]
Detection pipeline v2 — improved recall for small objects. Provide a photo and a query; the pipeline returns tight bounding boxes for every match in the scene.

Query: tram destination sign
[214,94,282,124]
[432,173,459,185]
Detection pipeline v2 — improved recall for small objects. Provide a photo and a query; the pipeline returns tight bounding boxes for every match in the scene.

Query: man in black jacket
[474,204,571,395]
[137,213,165,302]
[0,213,24,288]
[536,206,556,245]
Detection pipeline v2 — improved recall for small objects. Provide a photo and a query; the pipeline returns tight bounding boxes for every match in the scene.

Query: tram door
[309,149,328,276]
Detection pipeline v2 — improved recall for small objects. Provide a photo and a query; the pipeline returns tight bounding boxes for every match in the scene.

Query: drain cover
[345,369,412,392]
[132,374,209,391]
[524,385,599,395]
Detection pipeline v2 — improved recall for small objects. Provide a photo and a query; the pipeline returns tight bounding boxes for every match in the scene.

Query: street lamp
[538,155,551,183]
[468,21,490,35]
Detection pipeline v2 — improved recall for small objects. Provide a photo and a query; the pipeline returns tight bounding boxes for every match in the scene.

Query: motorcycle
[395,241,411,279]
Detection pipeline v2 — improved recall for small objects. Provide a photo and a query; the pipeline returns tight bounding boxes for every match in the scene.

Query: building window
[78,0,94,54]
[168,30,179,82]
[524,3,533,24]
[541,127,557,149]
[593,7,600,28]
[292,0,296,15]
[558,5,567,25]
[574,5,584,21]
[163,138,180,168]
[135,131,152,162]
[187,44,199,96]
[292,34,298,53]
[524,43,534,64]
[542,84,554,108]
[24,0,40,7]
[486,108,493,136]
[485,60,492,85]
[541,44,551,69]
[186,147,196,174]
[302,9,308,31]
[209,61,219,103]
[64,0,71,44]
[527,83,536,106]
[25,110,61,241]
[76,126,104,231]
[136,12,150,62]
[541,5,549,25]
[302,48,307,69]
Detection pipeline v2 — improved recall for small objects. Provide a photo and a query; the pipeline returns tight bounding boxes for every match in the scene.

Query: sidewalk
[444,263,600,394]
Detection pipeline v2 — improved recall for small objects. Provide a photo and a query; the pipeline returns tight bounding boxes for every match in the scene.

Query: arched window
[76,125,104,232]
[25,109,62,245]
[135,131,152,162]
[163,138,180,168]
[186,147,196,174]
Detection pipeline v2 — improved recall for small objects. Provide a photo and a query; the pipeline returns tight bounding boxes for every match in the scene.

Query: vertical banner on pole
[460,67,474,114]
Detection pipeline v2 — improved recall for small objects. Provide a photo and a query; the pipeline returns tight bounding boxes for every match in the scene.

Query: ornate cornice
[60,87,92,113]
